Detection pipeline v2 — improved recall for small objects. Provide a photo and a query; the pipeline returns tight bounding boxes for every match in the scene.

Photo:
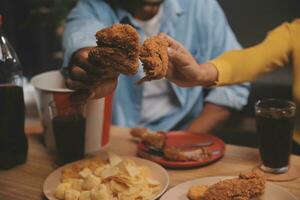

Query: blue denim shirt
[63,0,250,131]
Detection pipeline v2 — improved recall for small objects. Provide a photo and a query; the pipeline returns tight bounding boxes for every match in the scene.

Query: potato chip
[55,182,71,200]
[79,191,91,200]
[111,176,131,187]
[79,168,92,178]
[123,161,140,177]
[62,179,83,191]
[107,151,122,166]
[146,178,160,186]
[94,164,110,177]
[101,166,119,180]
[90,184,111,200]
[55,152,161,200]
[65,189,80,200]
[82,174,101,190]
[110,180,128,193]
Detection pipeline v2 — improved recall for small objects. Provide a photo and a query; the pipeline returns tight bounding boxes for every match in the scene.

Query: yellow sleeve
[209,19,299,86]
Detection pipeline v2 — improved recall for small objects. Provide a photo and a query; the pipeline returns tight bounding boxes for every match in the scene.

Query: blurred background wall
[0,0,299,146]
[0,0,76,77]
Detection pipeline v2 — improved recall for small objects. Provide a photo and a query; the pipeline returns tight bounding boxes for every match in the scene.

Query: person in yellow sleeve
[161,19,300,154]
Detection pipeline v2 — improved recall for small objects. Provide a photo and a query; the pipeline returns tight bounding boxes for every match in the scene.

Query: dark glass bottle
[0,15,28,169]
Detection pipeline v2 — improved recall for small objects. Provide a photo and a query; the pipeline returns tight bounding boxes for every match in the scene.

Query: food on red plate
[130,128,167,150]
[187,172,266,200]
[130,127,150,139]
[131,128,216,162]
[89,24,140,75]
[143,131,167,150]
[139,35,169,83]
[163,147,212,162]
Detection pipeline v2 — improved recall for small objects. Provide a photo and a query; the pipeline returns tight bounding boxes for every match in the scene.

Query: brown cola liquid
[52,115,85,164]
[0,85,28,169]
[256,108,294,169]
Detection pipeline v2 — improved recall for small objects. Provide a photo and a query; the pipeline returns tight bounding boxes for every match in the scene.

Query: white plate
[43,156,169,200]
[160,176,297,200]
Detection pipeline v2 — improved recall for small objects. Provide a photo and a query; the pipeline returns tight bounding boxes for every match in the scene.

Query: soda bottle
[0,15,28,169]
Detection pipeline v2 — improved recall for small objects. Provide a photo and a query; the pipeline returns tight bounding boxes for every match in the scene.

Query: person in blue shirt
[63,0,250,133]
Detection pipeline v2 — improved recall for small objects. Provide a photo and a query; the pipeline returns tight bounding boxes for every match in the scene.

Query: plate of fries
[43,151,169,200]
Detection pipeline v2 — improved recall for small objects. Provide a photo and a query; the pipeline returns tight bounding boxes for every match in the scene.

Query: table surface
[0,124,300,200]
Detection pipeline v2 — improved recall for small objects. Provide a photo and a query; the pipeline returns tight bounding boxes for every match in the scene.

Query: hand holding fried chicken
[159,33,218,87]
[66,25,183,101]
[67,24,140,100]
[66,47,120,101]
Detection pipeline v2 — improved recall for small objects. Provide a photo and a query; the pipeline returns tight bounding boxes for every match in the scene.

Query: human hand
[159,33,218,87]
[66,47,119,101]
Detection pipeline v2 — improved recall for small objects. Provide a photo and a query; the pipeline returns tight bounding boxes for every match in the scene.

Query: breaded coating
[88,24,140,75]
[200,172,266,200]
[130,127,150,139]
[89,46,139,75]
[188,185,209,200]
[95,24,140,55]
[130,128,167,150]
[142,131,167,150]
[139,36,169,83]
[164,147,212,161]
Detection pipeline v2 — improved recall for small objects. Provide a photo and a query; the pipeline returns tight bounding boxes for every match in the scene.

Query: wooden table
[0,125,300,200]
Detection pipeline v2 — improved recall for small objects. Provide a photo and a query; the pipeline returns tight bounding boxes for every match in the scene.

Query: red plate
[137,131,225,168]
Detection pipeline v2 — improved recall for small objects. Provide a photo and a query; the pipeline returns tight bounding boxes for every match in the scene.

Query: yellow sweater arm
[210,21,295,86]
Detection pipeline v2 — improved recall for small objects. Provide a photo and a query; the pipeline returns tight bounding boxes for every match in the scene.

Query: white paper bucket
[31,70,112,153]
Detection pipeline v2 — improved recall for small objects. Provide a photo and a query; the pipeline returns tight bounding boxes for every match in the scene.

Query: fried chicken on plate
[130,128,167,150]
[163,147,212,162]
[188,172,265,200]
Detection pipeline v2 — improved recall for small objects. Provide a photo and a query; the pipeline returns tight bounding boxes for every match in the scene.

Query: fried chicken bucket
[31,70,112,153]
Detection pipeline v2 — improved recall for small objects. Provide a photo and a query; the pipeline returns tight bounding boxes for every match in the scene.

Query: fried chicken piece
[130,127,150,139]
[139,35,169,83]
[200,172,266,200]
[89,24,140,75]
[130,128,167,150]
[95,24,140,54]
[163,147,212,161]
[188,185,209,200]
[89,46,139,74]
[142,131,167,150]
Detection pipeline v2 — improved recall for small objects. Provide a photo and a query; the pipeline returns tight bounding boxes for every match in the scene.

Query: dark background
[215,0,299,147]
[0,0,299,147]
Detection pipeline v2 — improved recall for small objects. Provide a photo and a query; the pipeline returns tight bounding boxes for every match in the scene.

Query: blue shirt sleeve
[62,0,115,67]
[197,0,250,110]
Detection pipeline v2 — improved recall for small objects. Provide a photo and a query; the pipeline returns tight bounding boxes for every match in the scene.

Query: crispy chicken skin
[89,46,139,74]
[130,128,167,150]
[88,24,140,75]
[164,147,212,162]
[188,185,209,200]
[200,172,266,200]
[139,36,169,83]
[142,131,167,150]
[130,127,150,139]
